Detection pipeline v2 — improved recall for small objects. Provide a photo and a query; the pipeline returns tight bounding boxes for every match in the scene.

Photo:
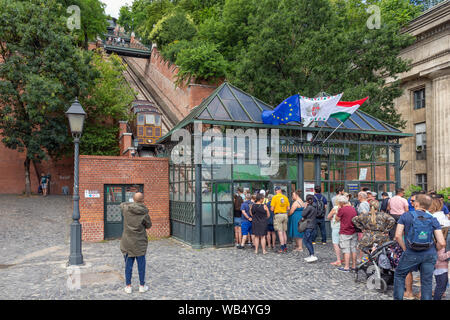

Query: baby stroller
[354,240,399,292]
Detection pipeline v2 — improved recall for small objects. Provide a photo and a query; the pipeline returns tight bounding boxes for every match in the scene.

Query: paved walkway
[0,195,446,300]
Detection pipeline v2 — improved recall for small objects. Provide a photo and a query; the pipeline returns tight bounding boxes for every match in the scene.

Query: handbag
[298,219,310,233]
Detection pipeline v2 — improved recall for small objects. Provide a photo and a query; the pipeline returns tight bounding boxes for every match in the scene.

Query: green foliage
[228,0,418,128]
[0,0,96,195]
[80,52,136,156]
[139,0,176,43]
[118,5,133,32]
[437,187,450,202]
[160,39,194,63]
[174,42,227,86]
[58,0,108,49]
[79,124,120,156]
[404,184,423,198]
[150,9,197,50]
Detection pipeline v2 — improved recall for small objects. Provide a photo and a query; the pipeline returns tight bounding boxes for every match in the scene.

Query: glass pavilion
[157,82,412,248]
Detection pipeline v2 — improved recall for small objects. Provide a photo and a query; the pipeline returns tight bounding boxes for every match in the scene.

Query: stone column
[432,74,450,190]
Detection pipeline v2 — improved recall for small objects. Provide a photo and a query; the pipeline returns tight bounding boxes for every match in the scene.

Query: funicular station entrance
[157,82,412,248]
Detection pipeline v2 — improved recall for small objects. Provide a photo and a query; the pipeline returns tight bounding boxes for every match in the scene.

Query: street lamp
[66,98,86,266]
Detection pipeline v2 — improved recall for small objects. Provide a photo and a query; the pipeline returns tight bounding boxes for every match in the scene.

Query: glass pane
[375,146,388,162]
[125,185,141,202]
[361,113,389,131]
[350,113,374,130]
[320,161,329,181]
[217,203,233,225]
[202,166,211,180]
[358,165,372,181]
[198,108,212,120]
[174,182,179,201]
[219,85,235,100]
[186,181,194,202]
[342,118,359,129]
[270,160,287,180]
[145,114,155,125]
[233,164,270,181]
[216,183,231,201]
[326,117,340,128]
[288,163,297,180]
[179,181,185,201]
[206,96,232,121]
[155,115,161,126]
[346,144,358,161]
[304,161,315,181]
[221,98,251,122]
[374,164,387,181]
[345,162,359,181]
[212,164,232,180]
[202,203,213,225]
[106,186,122,203]
[202,181,212,202]
[137,115,144,125]
[360,145,374,162]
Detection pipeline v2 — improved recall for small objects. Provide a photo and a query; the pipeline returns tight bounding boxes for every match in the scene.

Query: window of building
[137,115,145,125]
[416,174,427,192]
[413,88,425,110]
[155,115,161,126]
[415,122,426,160]
[145,114,155,125]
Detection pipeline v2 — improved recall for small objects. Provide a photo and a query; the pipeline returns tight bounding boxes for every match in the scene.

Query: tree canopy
[119,0,430,128]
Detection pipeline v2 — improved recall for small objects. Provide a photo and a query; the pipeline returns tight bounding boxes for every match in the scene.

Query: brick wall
[0,135,74,194]
[79,155,169,242]
[124,47,221,123]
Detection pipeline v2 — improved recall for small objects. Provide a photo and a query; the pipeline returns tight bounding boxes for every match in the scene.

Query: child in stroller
[354,240,402,292]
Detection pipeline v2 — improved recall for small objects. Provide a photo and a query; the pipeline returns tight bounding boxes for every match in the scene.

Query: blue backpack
[406,211,434,251]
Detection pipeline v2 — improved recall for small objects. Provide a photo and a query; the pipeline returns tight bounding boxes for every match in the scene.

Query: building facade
[158,82,410,248]
[388,1,450,191]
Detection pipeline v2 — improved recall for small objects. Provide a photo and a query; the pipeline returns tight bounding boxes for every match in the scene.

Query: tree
[59,0,108,49]
[150,9,197,49]
[228,0,419,128]
[118,5,133,32]
[79,52,136,156]
[0,0,95,195]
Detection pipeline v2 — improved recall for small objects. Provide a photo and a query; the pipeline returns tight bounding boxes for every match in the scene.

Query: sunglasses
[411,200,415,203]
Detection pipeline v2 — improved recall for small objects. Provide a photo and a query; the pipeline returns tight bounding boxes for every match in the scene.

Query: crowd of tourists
[233,186,450,300]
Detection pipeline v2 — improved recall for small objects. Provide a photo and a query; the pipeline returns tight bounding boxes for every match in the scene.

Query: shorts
[267,224,275,232]
[234,217,242,227]
[339,233,358,254]
[42,183,47,189]
[331,228,340,245]
[241,221,252,236]
[273,213,288,232]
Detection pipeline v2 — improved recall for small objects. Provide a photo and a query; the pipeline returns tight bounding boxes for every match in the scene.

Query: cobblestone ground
[0,195,447,300]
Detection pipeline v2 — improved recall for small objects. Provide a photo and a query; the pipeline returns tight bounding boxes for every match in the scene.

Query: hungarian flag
[330,97,369,122]
[300,93,343,124]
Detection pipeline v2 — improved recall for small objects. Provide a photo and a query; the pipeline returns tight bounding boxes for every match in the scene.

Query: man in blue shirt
[312,185,328,245]
[393,194,446,300]
[237,194,255,249]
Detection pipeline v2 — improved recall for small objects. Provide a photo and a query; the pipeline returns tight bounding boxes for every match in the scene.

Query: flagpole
[321,122,344,144]
[311,122,324,143]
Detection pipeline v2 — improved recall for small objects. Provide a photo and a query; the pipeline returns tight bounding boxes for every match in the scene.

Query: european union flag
[261,94,301,125]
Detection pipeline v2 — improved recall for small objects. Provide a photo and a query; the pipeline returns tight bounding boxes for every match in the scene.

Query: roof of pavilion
[157,82,411,143]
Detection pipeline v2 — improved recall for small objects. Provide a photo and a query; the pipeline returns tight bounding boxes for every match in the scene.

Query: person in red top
[336,197,358,272]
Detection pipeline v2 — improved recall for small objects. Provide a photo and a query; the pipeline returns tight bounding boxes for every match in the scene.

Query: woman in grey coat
[120,192,152,294]
[301,195,318,263]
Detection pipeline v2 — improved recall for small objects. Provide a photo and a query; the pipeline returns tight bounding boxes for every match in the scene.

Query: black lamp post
[66,98,86,266]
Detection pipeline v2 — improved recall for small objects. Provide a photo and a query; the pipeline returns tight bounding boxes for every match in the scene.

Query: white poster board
[359,168,368,181]
[304,183,315,198]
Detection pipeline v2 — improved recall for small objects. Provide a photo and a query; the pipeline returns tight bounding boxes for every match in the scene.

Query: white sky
[102,0,131,19]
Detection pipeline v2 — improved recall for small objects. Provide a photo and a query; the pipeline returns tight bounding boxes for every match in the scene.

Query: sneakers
[124,286,132,294]
[236,245,245,249]
[139,285,149,293]
[337,267,350,272]
[304,255,318,263]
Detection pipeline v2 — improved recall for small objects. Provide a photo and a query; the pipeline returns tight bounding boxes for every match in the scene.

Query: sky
[102,0,131,19]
